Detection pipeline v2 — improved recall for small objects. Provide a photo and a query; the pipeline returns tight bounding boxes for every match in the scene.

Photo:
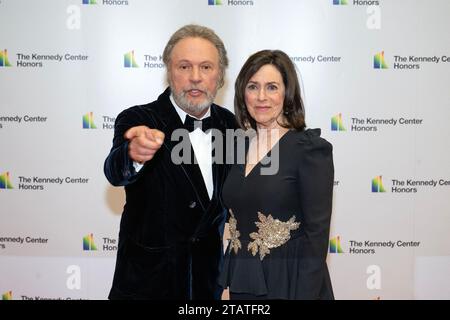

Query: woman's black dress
[219,128,335,300]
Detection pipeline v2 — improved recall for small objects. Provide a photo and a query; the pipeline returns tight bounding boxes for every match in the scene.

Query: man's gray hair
[163,24,228,88]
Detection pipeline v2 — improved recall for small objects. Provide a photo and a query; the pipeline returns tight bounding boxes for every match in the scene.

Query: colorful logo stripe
[374,51,388,69]
[333,0,348,5]
[82,112,96,129]
[0,172,13,189]
[372,175,386,193]
[0,49,12,67]
[83,233,97,251]
[331,113,346,131]
[2,291,13,300]
[124,51,139,68]
[329,236,344,253]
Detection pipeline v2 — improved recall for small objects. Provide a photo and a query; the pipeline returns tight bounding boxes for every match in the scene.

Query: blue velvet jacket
[105,87,237,299]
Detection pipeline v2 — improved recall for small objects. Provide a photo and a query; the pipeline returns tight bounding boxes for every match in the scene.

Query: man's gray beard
[172,87,216,115]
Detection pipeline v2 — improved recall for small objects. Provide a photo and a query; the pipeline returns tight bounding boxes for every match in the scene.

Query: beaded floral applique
[228,209,242,254]
[248,212,300,260]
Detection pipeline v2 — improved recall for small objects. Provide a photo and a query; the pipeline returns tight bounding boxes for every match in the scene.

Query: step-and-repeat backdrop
[1,0,449,300]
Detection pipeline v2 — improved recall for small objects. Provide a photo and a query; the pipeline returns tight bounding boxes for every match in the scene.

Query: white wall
[1,0,449,300]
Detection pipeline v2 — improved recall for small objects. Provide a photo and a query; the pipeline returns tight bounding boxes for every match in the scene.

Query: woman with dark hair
[219,50,335,300]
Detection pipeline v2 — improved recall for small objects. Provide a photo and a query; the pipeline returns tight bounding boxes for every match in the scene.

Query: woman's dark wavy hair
[234,50,306,131]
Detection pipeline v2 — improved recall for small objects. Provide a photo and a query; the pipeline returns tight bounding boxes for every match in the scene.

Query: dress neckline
[243,129,294,178]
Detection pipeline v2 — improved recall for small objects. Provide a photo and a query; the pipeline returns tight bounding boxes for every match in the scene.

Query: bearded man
[104,24,237,300]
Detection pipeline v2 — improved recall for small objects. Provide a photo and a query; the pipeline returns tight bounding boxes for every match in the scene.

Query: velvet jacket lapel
[152,88,230,235]
[155,88,211,213]
[210,104,228,202]
[189,104,230,238]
